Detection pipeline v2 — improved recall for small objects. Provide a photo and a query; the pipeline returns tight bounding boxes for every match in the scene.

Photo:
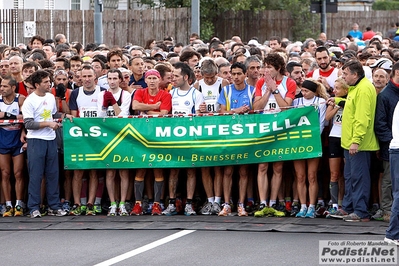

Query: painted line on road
[94,230,196,266]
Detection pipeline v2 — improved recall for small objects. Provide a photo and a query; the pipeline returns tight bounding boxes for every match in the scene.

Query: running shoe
[40,205,48,216]
[324,206,338,218]
[254,205,281,217]
[245,201,255,214]
[330,208,349,219]
[62,200,71,213]
[260,206,275,217]
[70,204,81,216]
[86,204,96,216]
[305,206,316,218]
[218,203,231,216]
[200,202,213,215]
[162,204,177,216]
[3,206,13,217]
[290,202,300,217]
[254,204,267,217]
[369,205,379,216]
[48,209,68,216]
[184,203,196,216]
[118,204,129,216]
[124,201,132,214]
[343,213,370,222]
[371,209,384,221]
[80,205,87,215]
[14,205,24,217]
[151,203,162,215]
[94,204,102,215]
[160,202,165,211]
[384,237,399,246]
[30,209,41,218]
[270,204,285,217]
[237,205,248,216]
[107,204,117,216]
[57,209,68,216]
[285,201,292,213]
[146,202,153,215]
[130,202,143,216]
[0,204,6,216]
[296,207,307,218]
[276,202,286,213]
[211,202,221,215]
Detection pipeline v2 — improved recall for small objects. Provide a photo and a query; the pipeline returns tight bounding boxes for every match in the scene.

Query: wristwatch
[272,89,279,94]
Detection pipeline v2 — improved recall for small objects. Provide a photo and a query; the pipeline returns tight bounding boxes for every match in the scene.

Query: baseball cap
[248,39,261,47]
[370,35,383,42]
[118,67,131,76]
[328,46,343,54]
[153,51,166,60]
[370,58,393,70]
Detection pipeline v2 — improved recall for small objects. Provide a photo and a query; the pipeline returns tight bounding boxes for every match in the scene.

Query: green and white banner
[63,106,322,169]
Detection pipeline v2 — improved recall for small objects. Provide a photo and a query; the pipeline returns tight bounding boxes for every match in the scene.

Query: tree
[138,0,316,41]
[156,0,254,40]
[372,0,399,10]
[280,0,316,41]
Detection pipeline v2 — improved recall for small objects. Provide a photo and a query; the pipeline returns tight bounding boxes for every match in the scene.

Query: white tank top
[199,77,222,113]
[0,94,22,130]
[261,76,288,112]
[76,85,101,117]
[171,87,198,115]
[312,68,339,89]
[104,89,124,117]
[329,108,343,138]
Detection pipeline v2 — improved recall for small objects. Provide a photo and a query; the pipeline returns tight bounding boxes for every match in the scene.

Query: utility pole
[191,0,200,35]
[94,0,103,45]
[311,0,337,36]
[321,0,326,34]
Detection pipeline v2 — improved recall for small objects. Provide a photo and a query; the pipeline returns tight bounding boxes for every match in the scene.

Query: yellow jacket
[341,77,379,151]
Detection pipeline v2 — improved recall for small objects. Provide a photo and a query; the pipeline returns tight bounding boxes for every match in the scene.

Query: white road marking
[94,230,196,266]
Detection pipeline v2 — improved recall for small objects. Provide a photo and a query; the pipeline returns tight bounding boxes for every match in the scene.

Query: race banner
[63,106,322,169]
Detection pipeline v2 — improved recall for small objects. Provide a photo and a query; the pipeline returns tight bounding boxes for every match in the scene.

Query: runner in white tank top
[170,86,203,115]
[198,76,223,113]
[193,59,229,215]
[312,46,342,94]
[75,85,102,117]
[163,63,204,217]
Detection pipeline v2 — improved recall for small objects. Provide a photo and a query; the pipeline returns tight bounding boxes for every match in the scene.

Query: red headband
[144,69,161,79]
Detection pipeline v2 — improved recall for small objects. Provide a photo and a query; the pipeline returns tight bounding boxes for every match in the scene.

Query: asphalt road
[0,229,391,266]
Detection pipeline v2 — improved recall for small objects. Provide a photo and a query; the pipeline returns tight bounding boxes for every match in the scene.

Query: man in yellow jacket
[331,60,379,222]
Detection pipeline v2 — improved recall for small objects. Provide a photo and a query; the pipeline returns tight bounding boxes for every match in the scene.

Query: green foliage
[138,0,158,8]
[196,0,255,39]
[281,0,318,41]
[372,0,399,10]
[249,0,316,41]
[159,0,190,8]
[138,0,317,41]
